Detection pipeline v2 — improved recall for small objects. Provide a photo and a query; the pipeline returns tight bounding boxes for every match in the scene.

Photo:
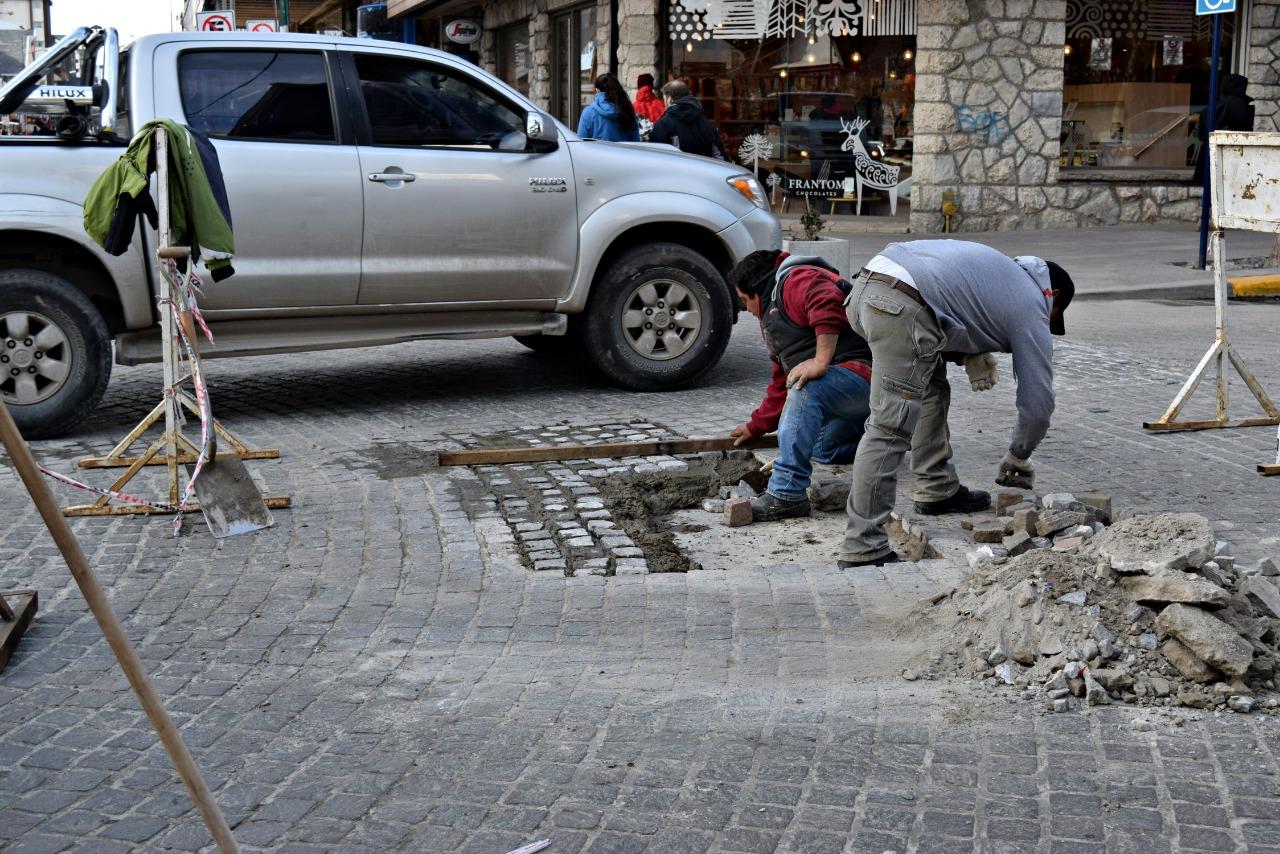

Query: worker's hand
[995,451,1034,489]
[786,359,828,392]
[965,353,998,392]
[730,423,756,447]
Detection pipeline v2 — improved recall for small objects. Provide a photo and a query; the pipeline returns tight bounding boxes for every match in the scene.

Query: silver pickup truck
[0,27,779,436]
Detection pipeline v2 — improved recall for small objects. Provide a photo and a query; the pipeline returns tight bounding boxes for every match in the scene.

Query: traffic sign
[195,11,236,31]
[246,19,278,32]
[1196,0,1235,15]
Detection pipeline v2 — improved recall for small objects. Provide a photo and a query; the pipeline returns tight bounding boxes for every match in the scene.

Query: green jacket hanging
[83,118,236,281]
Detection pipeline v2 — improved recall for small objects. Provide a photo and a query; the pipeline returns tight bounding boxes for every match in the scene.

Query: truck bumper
[717,207,782,264]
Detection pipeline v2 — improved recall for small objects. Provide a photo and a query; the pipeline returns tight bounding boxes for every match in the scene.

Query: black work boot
[914,485,991,516]
[837,552,902,569]
[750,493,812,522]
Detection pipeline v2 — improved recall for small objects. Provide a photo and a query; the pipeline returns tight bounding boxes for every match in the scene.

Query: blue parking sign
[1196,0,1235,14]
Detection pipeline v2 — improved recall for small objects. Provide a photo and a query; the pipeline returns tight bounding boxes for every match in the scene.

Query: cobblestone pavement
[1,289,1279,852]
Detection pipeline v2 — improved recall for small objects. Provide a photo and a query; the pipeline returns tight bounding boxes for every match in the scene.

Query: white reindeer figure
[840,116,902,216]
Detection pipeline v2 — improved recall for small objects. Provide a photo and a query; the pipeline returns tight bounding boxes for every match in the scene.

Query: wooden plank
[438,435,780,467]
[1142,417,1280,432]
[78,449,281,469]
[62,496,291,517]
[0,590,38,674]
[1259,464,1280,476]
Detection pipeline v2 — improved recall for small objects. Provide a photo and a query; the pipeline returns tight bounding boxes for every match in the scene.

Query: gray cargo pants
[840,273,960,562]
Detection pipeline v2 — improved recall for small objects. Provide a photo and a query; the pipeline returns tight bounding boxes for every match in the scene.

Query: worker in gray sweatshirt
[838,239,1075,568]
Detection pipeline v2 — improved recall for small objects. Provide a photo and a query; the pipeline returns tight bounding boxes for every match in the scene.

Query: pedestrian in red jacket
[633,73,665,125]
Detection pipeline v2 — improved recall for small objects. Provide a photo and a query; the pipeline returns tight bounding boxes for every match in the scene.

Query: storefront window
[1063,0,1235,172]
[666,23,914,218]
[552,4,598,129]
[497,21,531,96]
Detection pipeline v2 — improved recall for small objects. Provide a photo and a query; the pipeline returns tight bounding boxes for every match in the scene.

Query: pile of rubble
[916,491,1280,714]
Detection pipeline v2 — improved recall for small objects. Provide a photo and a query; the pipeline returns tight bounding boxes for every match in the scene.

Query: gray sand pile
[909,504,1280,714]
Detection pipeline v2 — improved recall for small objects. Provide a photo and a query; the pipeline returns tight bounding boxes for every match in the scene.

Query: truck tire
[0,269,112,438]
[583,242,732,391]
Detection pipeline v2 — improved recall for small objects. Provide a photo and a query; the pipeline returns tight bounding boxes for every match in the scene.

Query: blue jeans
[767,365,872,502]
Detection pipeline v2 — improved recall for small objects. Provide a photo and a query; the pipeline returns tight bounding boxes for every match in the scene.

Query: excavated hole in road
[596,455,761,573]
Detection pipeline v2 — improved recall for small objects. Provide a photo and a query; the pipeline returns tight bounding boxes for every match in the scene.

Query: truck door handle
[368,171,416,183]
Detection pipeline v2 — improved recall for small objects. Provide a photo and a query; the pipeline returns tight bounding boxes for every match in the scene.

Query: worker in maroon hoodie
[728,250,872,522]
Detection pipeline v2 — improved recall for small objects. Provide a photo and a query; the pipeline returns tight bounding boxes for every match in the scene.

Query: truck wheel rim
[620,278,702,362]
[0,311,72,405]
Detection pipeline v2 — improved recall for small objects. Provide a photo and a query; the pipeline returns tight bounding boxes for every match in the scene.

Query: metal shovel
[178,312,274,539]
[185,440,274,538]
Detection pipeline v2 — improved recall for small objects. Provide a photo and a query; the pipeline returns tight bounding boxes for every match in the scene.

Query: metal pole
[279,0,290,31]
[1197,13,1223,270]
[156,129,181,505]
[0,401,239,853]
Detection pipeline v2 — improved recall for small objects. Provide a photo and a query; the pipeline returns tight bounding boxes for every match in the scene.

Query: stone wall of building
[911,0,1068,232]
[1248,0,1280,130]
[910,0,1211,232]
[479,0,656,115]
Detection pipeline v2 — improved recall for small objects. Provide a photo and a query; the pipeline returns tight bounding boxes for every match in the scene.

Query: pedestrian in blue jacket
[577,74,640,142]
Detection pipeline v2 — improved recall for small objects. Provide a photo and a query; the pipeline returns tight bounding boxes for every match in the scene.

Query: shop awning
[387,0,479,19]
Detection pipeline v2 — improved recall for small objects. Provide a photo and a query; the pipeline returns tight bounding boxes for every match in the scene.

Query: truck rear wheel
[583,242,731,391]
[0,269,111,438]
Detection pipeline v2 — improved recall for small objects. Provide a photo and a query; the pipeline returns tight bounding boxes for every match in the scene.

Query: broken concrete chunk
[1029,537,1053,551]
[1194,560,1232,589]
[995,662,1017,684]
[1063,660,1084,679]
[734,480,759,499]
[1082,640,1100,661]
[1058,590,1087,607]
[1041,492,1082,511]
[1259,557,1279,577]
[1091,513,1216,574]
[1053,536,1086,552]
[1137,632,1158,651]
[807,478,850,511]
[1083,670,1109,705]
[1013,508,1038,537]
[973,523,1007,544]
[1090,668,1133,693]
[723,497,753,527]
[1037,510,1093,537]
[1039,633,1064,657]
[1243,576,1280,619]
[1076,492,1112,524]
[995,489,1025,515]
[1003,531,1034,556]
[1052,698,1070,713]
[1121,572,1230,610]
[987,646,1009,666]
[701,498,726,513]
[1091,623,1115,644]
[1156,604,1254,679]
[1215,539,1232,557]
[1228,695,1255,714]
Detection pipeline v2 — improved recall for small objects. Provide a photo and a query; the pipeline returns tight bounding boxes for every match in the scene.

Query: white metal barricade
[1143,131,1280,475]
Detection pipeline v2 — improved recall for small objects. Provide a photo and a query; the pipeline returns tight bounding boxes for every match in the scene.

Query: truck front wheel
[0,269,112,438]
[583,243,731,391]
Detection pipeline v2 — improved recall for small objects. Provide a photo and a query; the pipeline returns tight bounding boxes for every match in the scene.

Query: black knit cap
[1045,260,1074,335]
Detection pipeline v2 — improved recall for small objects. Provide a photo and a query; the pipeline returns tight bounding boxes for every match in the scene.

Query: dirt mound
[908,510,1280,714]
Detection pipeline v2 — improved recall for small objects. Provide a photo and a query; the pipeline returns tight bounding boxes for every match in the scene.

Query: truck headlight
[728,175,769,209]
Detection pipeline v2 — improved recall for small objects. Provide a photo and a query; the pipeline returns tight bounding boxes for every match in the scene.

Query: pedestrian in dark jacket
[633,73,665,125]
[577,74,640,142]
[651,80,727,160]
[1193,73,1255,182]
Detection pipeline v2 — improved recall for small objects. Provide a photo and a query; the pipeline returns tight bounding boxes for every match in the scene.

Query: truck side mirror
[525,111,558,151]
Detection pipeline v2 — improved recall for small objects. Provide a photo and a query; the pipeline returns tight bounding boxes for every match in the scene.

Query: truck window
[178,50,335,143]
[353,54,522,148]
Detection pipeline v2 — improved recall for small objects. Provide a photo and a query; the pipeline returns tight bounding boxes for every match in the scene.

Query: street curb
[1229,274,1280,297]
[1076,285,1214,302]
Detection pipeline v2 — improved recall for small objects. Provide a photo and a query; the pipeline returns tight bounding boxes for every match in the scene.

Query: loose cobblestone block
[973,523,1006,544]
[995,490,1024,514]
[1076,493,1112,524]
[724,497,753,527]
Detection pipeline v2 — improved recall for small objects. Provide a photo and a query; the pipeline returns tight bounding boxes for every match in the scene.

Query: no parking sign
[195,11,236,31]
[246,20,278,33]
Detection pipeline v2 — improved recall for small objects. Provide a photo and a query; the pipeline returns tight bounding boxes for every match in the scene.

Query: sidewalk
[774,220,1278,299]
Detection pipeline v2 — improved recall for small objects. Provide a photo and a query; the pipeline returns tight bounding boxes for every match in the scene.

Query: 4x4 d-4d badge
[529,177,568,193]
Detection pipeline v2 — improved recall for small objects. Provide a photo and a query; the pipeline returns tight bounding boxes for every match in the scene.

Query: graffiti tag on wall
[955,105,1012,144]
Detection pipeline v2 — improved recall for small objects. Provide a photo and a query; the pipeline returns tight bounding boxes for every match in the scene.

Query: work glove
[995,451,1034,490]
[964,353,998,392]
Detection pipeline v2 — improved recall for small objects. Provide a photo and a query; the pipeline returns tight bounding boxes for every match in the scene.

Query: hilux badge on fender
[529,177,568,193]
